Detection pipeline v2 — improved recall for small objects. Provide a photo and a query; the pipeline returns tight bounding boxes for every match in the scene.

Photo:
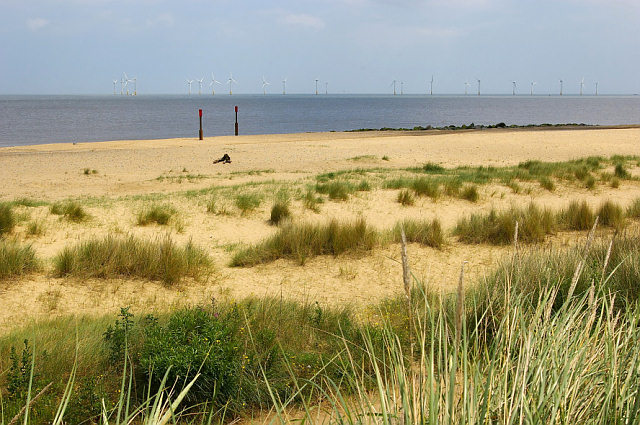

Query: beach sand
[1,127,639,330]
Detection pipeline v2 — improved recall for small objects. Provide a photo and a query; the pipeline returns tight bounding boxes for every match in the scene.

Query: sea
[1,94,639,148]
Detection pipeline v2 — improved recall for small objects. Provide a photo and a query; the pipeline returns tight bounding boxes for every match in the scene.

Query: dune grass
[627,198,640,219]
[231,218,378,266]
[269,200,291,225]
[50,201,88,222]
[557,200,594,231]
[53,235,211,284]
[597,200,626,230]
[235,193,262,214]
[136,203,176,225]
[302,188,323,213]
[411,177,440,199]
[539,176,555,191]
[397,189,415,206]
[0,239,39,280]
[460,184,479,202]
[0,203,15,236]
[315,181,355,201]
[393,218,444,249]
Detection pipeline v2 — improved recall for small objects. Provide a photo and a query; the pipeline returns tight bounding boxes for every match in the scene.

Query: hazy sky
[1,0,639,95]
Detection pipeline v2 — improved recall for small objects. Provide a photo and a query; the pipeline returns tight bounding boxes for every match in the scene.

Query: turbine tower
[209,73,221,95]
[325,81,328,94]
[477,79,481,96]
[227,73,237,95]
[262,76,270,95]
[430,75,434,95]
[559,79,563,96]
[595,82,599,96]
[315,78,319,95]
[391,80,397,96]
[186,79,194,96]
[580,78,584,96]
[530,81,537,96]
[131,77,137,95]
[123,72,130,95]
[197,78,204,95]
[282,77,287,95]
[464,81,470,95]
[400,81,404,95]
[512,81,516,96]
[112,79,118,95]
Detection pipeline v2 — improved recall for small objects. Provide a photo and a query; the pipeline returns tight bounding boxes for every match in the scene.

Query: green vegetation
[422,162,445,173]
[0,239,39,280]
[557,200,594,231]
[627,198,640,219]
[10,198,47,208]
[83,168,97,175]
[382,155,390,161]
[615,163,630,179]
[460,184,479,202]
[597,200,625,230]
[53,235,211,284]
[0,203,15,236]
[356,179,371,191]
[235,193,262,214]
[585,175,596,190]
[269,200,291,225]
[315,181,354,201]
[231,218,378,266]
[397,189,415,206]
[302,188,323,213]
[539,176,555,191]
[136,203,176,225]
[411,177,440,199]
[50,201,89,222]
[206,196,231,216]
[26,220,45,237]
[393,218,444,249]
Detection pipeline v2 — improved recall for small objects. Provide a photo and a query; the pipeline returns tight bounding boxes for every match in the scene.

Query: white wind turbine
[123,72,131,95]
[186,79,194,96]
[391,80,397,96]
[314,78,319,95]
[595,81,599,96]
[227,73,237,95]
[580,77,585,96]
[400,81,404,95]
[464,81,470,95]
[282,77,287,95]
[197,77,204,95]
[325,81,328,94]
[430,75,434,95]
[560,79,563,96]
[126,75,137,96]
[530,81,537,96]
[112,79,118,95]
[512,81,516,96]
[262,76,270,95]
[209,73,221,95]
[477,79,481,96]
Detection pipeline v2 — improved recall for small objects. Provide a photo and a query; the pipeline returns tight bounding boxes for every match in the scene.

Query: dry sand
[1,127,639,331]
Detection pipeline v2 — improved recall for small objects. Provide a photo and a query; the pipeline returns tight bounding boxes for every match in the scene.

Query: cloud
[26,18,49,31]
[280,13,325,30]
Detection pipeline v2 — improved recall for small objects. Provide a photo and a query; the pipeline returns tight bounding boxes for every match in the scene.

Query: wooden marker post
[234,106,239,136]
[199,109,203,140]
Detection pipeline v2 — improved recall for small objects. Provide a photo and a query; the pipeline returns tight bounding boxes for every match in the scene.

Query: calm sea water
[1,94,639,147]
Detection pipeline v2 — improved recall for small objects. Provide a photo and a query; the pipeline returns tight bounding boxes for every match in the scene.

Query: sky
[1,0,639,95]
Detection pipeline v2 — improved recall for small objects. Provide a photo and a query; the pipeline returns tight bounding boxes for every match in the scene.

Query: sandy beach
[1,126,639,330]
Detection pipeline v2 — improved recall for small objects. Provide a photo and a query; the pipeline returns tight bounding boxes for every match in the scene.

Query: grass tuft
[460,184,479,202]
[357,180,371,191]
[316,181,354,201]
[53,235,211,284]
[397,189,415,206]
[303,189,323,213]
[235,194,262,214]
[411,178,440,199]
[557,200,594,231]
[0,239,39,280]
[539,176,555,191]
[269,200,291,225]
[137,203,176,225]
[393,219,444,249]
[0,203,16,236]
[50,201,88,222]
[627,198,640,219]
[422,162,445,173]
[614,163,630,179]
[597,200,625,230]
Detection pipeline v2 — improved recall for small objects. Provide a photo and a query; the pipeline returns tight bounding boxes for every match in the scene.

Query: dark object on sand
[214,154,231,164]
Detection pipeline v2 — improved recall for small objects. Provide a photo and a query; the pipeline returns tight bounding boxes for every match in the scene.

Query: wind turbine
[477,79,481,96]
[595,81,599,96]
[314,78,319,95]
[125,75,136,96]
[391,80,397,96]
[400,81,404,95]
[121,73,129,95]
[325,82,328,94]
[197,77,204,95]
[530,81,537,96]
[123,72,131,95]
[227,73,237,95]
[209,73,221,95]
[261,76,270,95]
[430,75,434,95]
[186,79,194,96]
[559,79,563,96]
[580,77,584,96]
[512,81,516,96]
[464,81,470,95]
[282,77,287,95]
[112,79,118,95]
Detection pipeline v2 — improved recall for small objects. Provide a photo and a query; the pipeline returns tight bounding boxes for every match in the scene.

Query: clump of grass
[397,189,415,206]
[235,193,262,214]
[0,239,39,280]
[412,178,440,199]
[357,180,371,191]
[270,200,291,225]
[443,179,462,196]
[453,204,555,245]
[627,198,640,219]
[539,176,555,191]
[137,203,176,225]
[422,162,445,173]
[0,203,16,236]
[574,166,590,181]
[303,189,323,213]
[597,200,625,230]
[614,163,630,179]
[53,235,211,284]
[231,218,378,266]
[393,219,444,249]
[315,181,354,201]
[83,168,98,175]
[610,177,620,188]
[382,155,390,161]
[26,220,45,237]
[460,184,479,202]
[11,198,47,207]
[50,201,88,222]
[585,175,596,190]
[506,181,521,194]
[383,178,411,190]
[557,200,594,231]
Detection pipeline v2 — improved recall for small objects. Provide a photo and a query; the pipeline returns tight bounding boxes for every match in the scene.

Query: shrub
[231,218,378,266]
[614,163,630,179]
[140,307,240,406]
[270,201,291,225]
[393,219,444,249]
[597,200,625,230]
[412,178,440,199]
[382,155,390,161]
[235,194,262,214]
[422,162,445,173]
[0,240,39,280]
[53,235,211,284]
[315,181,354,201]
[137,203,176,225]
[539,177,555,192]
[453,204,555,245]
[397,189,415,206]
[557,200,594,231]
[0,203,15,236]
[50,201,88,222]
[460,185,479,202]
